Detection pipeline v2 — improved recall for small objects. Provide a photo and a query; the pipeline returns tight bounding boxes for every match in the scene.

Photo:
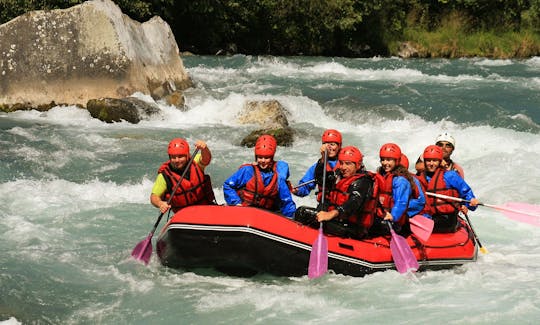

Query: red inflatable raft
[156,205,477,277]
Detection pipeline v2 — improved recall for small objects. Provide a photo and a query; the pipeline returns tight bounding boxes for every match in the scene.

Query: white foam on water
[0,317,22,325]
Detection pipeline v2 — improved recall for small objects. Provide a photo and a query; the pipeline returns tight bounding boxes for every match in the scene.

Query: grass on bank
[391,11,540,58]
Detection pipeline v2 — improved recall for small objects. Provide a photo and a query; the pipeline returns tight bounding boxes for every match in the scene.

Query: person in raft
[292,129,343,207]
[400,153,428,219]
[223,134,296,218]
[294,146,376,239]
[150,138,216,214]
[369,143,415,238]
[417,145,478,233]
[415,132,465,178]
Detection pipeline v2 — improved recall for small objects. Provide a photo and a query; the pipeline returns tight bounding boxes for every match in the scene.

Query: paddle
[308,149,329,279]
[386,221,419,274]
[293,179,316,190]
[426,192,540,227]
[131,148,200,265]
[461,211,488,254]
[409,216,434,242]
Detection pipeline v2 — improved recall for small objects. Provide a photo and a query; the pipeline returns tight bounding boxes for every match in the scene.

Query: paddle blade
[131,234,153,265]
[500,202,540,227]
[389,229,419,274]
[410,216,434,242]
[308,226,328,279]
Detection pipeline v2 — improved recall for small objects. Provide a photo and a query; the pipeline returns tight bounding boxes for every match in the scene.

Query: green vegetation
[1,0,539,58]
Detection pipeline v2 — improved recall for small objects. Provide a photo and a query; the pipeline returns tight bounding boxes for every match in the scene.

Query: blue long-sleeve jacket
[296,159,339,197]
[407,177,426,217]
[223,160,296,218]
[390,176,412,222]
[424,170,477,211]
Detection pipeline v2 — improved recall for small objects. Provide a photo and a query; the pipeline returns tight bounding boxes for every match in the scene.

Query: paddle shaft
[461,212,488,254]
[426,192,539,218]
[320,149,328,210]
[292,179,316,190]
[307,149,329,279]
[148,148,200,236]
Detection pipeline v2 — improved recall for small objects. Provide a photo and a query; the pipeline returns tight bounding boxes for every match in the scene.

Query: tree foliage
[1,0,538,56]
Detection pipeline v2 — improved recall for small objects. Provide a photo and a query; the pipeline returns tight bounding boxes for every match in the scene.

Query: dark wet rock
[86,97,160,123]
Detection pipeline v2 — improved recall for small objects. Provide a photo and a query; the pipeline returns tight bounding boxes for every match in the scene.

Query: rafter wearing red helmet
[295,146,377,239]
[417,145,479,233]
[369,143,416,237]
[223,134,296,218]
[150,138,215,213]
[293,129,343,203]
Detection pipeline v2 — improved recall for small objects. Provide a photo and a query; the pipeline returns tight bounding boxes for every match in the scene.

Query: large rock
[0,0,192,110]
[237,100,295,146]
[237,100,290,129]
[87,97,160,123]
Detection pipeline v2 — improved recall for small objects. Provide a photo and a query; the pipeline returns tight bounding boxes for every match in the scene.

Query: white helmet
[435,132,455,147]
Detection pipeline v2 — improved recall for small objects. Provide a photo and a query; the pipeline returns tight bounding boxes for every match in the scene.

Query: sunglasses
[436,142,454,149]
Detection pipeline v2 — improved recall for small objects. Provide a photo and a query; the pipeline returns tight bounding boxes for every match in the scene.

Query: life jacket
[158,161,213,212]
[237,163,279,210]
[410,174,421,199]
[327,172,377,230]
[446,160,465,179]
[419,168,460,215]
[376,172,409,225]
[316,159,339,203]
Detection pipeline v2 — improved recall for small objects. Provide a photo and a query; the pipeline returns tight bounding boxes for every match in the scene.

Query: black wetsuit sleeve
[314,159,337,188]
[338,176,374,218]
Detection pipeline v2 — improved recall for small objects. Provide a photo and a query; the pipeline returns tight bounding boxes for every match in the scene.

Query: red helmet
[423,145,443,160]
[322,129,342,145]
[254,134,277,157]
[379,143,401,160]
[400,153,409,169]
[168,138,190,156]
[338,146,363,167]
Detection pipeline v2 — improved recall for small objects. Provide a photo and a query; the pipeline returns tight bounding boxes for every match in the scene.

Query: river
[1,55,539,324]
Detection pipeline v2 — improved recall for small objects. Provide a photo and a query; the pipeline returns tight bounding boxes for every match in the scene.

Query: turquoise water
[1,56,539,324]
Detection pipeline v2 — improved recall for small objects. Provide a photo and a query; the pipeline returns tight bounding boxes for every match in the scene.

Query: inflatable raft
[156,205,477,277]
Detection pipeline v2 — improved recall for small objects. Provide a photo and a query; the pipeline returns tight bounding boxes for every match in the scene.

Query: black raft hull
[156,205,477,277]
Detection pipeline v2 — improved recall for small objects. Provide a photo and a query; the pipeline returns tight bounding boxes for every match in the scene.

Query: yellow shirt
[151,154,206,197]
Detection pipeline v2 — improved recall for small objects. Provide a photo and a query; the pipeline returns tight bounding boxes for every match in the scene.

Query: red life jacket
[376,172,408,225]
[158,161,212,212]
[316,160,339,203]
[237,163,279,210]
[419,168,460,215]
[327,172,377,229]
[410,174,421,199]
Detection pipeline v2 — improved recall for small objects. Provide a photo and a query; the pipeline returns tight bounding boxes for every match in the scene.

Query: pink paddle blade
[308,226,328,279]
[500,202,540,227]
[389,229,419,274]
[410,216,434,242]
[131,235,153,265]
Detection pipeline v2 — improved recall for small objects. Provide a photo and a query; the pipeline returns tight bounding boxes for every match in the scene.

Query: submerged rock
[237,100,295,146]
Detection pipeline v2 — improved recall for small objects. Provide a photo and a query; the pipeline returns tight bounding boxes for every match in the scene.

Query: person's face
[170,154,188,169]
[425,158,441,172]
[380,157,397,173]
[415,160,425,175]
[256,156,273,170]
[323,142,340,158]
[436,141,454,159]
[339,160,357,178]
